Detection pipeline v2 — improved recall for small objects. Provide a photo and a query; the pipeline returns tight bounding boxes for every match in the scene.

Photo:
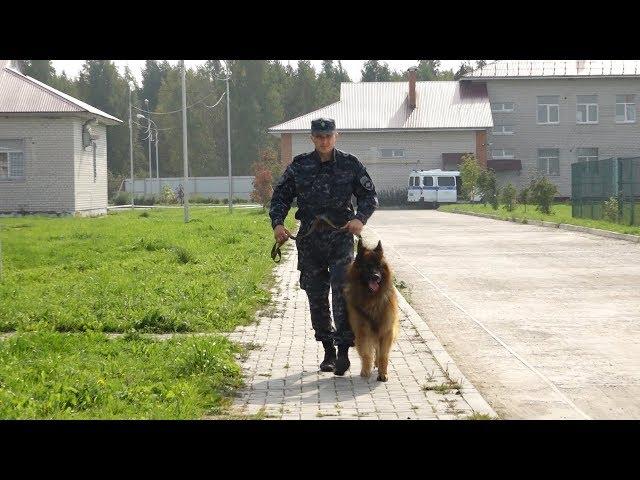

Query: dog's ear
[373,240,383,255]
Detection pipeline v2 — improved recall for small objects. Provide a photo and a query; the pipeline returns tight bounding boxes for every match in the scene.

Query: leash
[270,214,346,263]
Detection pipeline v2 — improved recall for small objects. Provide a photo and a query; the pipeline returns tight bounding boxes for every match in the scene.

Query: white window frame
[379,148,404,159]
[492,125,514,135]
[0,150,25,179]
[537,149,560,176]
[576,147,598,163]
[491,102,515,113]
[537,96,560,125]
[491,148,515,159]
[576,96,599,124]
[615,95,636,123]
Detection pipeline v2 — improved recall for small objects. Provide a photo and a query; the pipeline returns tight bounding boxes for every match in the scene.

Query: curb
[394,286,498,418]
[447,210,640,244]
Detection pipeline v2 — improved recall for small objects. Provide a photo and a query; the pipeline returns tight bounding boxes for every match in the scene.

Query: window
[423,177,434,187]
[491,102,514,113]
[616,94,636,123]
[0,151,25,179]
[493,125,514,135]
[409,176,419,187]
[537,148,560,176]
[537,96,560,124]
[379,148,404,158]
[576,147,598,163]
[438,176,455,187]
[576,95,598,123]
[491,149,515,159]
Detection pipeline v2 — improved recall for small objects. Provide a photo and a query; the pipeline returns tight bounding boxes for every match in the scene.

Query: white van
[407,169,460,205]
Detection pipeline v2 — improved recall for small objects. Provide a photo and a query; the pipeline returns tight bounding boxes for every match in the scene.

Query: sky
[50,60,472,83]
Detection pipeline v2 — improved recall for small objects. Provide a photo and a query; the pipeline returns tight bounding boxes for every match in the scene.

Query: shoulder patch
[360,175,373,191]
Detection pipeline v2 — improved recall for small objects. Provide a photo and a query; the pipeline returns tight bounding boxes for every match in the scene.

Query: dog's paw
[377,373,388,382]
[360,369,372,378]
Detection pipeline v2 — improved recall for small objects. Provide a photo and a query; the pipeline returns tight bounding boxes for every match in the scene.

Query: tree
[459,154,482,202]
[21,60,55,84]
[360,60,392,82]
[76,60,133,177]
[250,149,280,209]
[454,61,474,80]
[416,60,441,81]
[500,183,518,212]
[140,60,170,112]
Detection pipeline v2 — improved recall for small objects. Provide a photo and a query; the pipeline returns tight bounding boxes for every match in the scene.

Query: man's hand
[273,224,292,244]
[341,219,364,236]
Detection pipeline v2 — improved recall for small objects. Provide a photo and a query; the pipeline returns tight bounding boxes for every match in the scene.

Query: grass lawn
[439,203,640,236]
[0,206,296,419]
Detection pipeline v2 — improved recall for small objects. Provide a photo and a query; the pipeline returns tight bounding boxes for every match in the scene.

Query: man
[269,118,378,376]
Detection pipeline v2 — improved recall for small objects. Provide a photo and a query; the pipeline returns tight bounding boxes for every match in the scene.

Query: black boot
[319,341,336,372]
[334,345,351,376]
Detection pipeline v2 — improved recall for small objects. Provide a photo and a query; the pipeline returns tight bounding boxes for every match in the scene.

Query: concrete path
[365,209,640,420]
[228,239,495,420]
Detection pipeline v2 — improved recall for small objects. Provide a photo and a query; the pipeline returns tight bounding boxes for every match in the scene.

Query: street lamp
[137,114,160,195]
[128,82,135,209]
[144,99,152,187]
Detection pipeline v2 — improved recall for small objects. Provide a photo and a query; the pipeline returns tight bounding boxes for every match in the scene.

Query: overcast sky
[51,60,472,83]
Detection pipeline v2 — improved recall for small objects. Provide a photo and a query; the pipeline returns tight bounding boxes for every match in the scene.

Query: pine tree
[360,60,392,82]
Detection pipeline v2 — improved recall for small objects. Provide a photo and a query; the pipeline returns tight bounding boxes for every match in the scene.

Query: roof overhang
[487,159,522,171]
[268,127,491,136]
[0,111,122,126]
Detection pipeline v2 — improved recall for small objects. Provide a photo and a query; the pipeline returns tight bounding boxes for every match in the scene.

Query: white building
[268,68,493,194]
[0,60,122,215]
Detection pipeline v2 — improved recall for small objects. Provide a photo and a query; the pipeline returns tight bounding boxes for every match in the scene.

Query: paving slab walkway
[227,238,496,420]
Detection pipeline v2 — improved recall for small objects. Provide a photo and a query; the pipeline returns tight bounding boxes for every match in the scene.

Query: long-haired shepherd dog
[344,238,399,382]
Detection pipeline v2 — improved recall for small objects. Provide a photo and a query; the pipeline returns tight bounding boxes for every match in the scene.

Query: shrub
[478,169,499,210]
[160,185,177,205]
[459,154,482,202]
[113,191,130,206]
[250,162,273,209]
[500,183,518,212]
[377,188,409,207]
[107,170,126,200]
[529,176,558,215]
[517,187,531,213]
[603,196,620,223]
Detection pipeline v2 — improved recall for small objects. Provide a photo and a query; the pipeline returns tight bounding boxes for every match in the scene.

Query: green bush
[377,188,409,207]
[189,195,208,204]
[459,154,482,202]
[113,191,130,206]
[530,176,558,215]
[160,185,177,205]
[517,187,531,213]
[478,169,499,210]
[603,196,620,223]
[500,183,518,212]
[134,195,156,206]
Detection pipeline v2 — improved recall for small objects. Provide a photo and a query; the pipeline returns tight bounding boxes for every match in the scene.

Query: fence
[571,157,640,226]
[122,176,255,200]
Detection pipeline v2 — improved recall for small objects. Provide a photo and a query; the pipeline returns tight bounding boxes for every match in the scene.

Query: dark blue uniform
[270,148,378,347]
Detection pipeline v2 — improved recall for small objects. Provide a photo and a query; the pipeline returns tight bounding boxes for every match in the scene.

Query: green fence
[572,157,640,226]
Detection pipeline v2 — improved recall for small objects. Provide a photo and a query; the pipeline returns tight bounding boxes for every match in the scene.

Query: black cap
[311,118,336,135]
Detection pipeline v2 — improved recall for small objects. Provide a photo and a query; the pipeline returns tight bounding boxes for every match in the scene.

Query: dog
[343,238,399,382]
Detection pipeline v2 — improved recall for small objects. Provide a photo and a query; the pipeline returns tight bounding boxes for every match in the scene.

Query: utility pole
[155,126,160,196]
[145,98,152,196]
[226,69,233,213]
[181,60,190,223]
[129,83,134,210]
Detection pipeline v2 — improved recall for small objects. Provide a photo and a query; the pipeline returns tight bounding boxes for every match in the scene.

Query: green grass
[440,203,640,236]
[0,207,295,333]
[0,206,296,419]
[0,331,243,419]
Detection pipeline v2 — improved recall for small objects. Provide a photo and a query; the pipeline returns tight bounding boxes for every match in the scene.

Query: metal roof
[268,81,493,133]
[464,60,640,79]
[0,61,122,125]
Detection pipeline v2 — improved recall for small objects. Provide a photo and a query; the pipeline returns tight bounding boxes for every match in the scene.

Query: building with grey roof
[269,60,640,199]
[268,68,494,194]
[0,60,122,215]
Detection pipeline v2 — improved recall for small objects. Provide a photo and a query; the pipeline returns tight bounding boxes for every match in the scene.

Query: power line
[202,92,226,109]
[132,90,219,115]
